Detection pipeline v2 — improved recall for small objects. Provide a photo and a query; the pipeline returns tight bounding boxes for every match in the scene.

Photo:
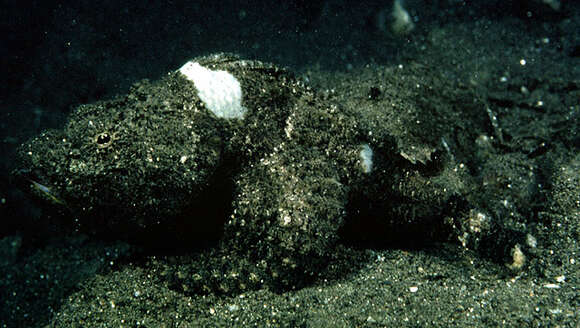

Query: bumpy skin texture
[15,54,468,293]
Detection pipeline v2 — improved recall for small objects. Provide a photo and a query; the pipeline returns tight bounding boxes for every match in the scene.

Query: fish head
[13,76,226,239]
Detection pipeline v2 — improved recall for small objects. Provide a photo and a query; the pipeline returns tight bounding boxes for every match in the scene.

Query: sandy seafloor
[0,0,578,327]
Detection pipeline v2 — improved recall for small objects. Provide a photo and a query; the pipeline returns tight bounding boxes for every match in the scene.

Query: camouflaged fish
[14,53,476,293]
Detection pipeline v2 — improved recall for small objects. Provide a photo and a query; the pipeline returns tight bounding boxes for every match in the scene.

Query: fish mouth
[12,169,66,207]
[28,179,66,206]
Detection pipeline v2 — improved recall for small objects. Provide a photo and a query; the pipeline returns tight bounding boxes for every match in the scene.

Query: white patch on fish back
[179,61,246,119]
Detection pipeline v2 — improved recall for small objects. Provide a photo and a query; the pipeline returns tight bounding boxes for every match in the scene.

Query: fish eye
[95,132,113,148]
